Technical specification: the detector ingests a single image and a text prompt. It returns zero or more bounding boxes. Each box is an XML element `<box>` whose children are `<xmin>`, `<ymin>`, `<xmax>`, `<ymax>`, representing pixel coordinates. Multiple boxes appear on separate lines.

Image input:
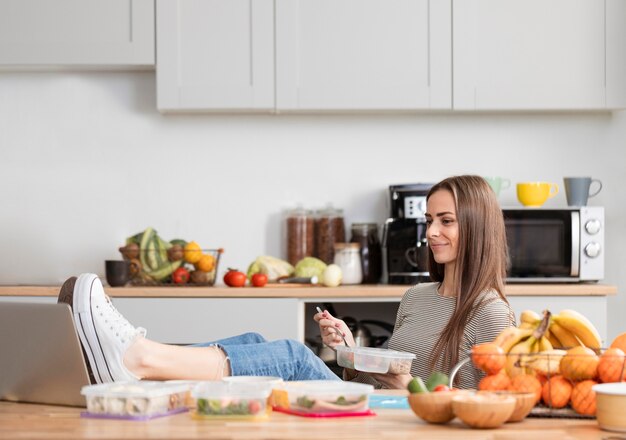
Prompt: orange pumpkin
<box><xmin>597</xmin><ymin>347</ymin><xmax>626</xmax><ymax>383</ymax></box>
<box><xmin>478</xmin><ymin>370</ymin><xmax>511</xmax><ymax>391</ymax></box>
<box><xmin>508</xmin><ymin>374</ymin><xmax>542</xmax><ymax>404</ymax></box>
<box><xmin>610</xmin><ymin>332</ymin><xmax>626</xmax><ymax>353</ymax></box>
<box><xmin>570</xmin><ymin>380</ymin><xmax>598</xmax><ymax>416</ymax></box>
<box><xmin>471</xmin><ymin>343</ymin><xmax>505</xmax><ymax>375</ymax></box>
<box><xmin>541</xmin><ymin>375</ymin><xmax>572</xmax><ymax>409</ymax></box>
<box><xmin>560</xmin><ymin>346</ymin><xmax>599</xmax><ymax>381</ymax></box>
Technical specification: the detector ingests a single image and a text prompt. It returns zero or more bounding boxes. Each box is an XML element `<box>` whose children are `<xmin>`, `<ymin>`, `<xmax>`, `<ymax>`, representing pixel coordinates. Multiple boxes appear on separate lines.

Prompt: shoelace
<box><xmin>103</xmin><ymin>296</ymin><xmax>145</xmax><ymax>344</ymax></box>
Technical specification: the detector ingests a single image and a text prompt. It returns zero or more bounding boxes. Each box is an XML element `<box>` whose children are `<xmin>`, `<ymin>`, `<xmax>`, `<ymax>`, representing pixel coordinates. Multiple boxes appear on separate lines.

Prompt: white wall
<box><xmin>1</xmin><ymin>71</ymin><xmax>624</xmax><ymax>339</ymax></box>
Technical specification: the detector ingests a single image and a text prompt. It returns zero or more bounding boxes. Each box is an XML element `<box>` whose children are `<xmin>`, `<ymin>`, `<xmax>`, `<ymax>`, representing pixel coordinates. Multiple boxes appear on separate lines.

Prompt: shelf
<box><xmin>0</xmin><ymin>283</ymin><xmax>617</xmax><ymax>298</ymax></box>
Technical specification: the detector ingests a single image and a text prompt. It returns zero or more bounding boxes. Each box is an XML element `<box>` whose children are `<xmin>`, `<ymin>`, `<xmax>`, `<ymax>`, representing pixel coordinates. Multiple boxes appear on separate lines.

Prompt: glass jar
<box><xmin>285</xmin><ymin>207</ymin><xmax>314</xmax><ymax>266</ymax></box>
<box><xmin>314</xmin><ymin>206</ymin><xmax>346</xmax><ymax>264</ymax></box>
<box><xmin>350</xmin><ymin>223</ymin><xmax>382</xmax><ymax>284</ymax></box>
<box><xmin>333</xmin><ymin>242</ymin><xmax>363</xmax><ymax>285</ymax></box>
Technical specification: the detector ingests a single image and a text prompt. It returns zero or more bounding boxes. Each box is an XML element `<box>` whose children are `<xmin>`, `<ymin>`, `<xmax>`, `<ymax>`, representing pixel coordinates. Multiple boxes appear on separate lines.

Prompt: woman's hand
<box><xmin>368</xmin><ymin>372</ymin><xmax>413</xmax><ymax>390</ymax></box>
<box><xmin>313</xmin><ymin>309</ymin><xmax>355</xmax><ymax>348</ymax></box>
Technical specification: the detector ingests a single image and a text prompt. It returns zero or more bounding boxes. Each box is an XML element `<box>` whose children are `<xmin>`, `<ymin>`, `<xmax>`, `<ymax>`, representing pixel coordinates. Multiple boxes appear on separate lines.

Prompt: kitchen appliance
<box><xmin>382</xmin><ymin>183</ymin><xmax>434</xmax><ymax>284</ymax></box>
<box><xmin>503</xmin><ymin>207</ymin><xmax>604</xmax><ymax>282</ymax></box>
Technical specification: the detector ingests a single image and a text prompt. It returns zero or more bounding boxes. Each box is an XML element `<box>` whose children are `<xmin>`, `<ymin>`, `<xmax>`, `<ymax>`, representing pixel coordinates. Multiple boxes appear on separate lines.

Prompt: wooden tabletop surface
<box><xmin>0</xmin><ymin>399</ymin><xmax>610</xmax><ymax>440</ymax></box>
<box><xmin>0</xmin><ymin>283</ymin><xmax>617</xmax><ymax>298</ymax></box>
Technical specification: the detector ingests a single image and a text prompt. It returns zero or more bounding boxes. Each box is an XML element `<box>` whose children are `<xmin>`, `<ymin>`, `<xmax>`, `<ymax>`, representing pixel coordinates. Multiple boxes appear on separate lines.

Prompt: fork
<box><xmin>317</xmin><ymin>307</ymin><xmax>349</xmax><ymax>347</ymax></box>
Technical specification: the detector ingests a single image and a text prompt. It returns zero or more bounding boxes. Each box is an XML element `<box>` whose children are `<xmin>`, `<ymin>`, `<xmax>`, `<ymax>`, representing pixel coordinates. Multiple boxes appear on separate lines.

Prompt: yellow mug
<box><xmin>517</xmin><ymin>182</ymin><xmax>559</xmax><ymax>207</ymax></box>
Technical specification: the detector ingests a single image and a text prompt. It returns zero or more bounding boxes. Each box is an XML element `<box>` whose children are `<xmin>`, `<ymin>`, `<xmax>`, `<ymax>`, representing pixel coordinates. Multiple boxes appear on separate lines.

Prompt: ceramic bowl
<box><xmin>408</xmin><ymin>391</ymin><xmax>462</xmax><ymax>424</ymax></box>
<box><xmin>452</xmin><ymin>392</ymin><xmax>516</xmax><ymax>429</ymax></box>
<box><xmin>593</xmin><ymin>383</ymin><xmax>626</xmax><ymax>432</ymax></box>
<box><xmin>491</xmin><ymin>391</ymin><xmax>536</xmax><ymax>422</ymax></box>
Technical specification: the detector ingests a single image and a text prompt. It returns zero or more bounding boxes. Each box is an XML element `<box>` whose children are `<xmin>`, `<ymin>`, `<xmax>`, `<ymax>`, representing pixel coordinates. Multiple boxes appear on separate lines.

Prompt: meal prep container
<box><xmin>81</xmin><ymin>381</ymin><xmax>189</xmax><ymax>420</ymax></box>
<box><xmin>192</xmin><ymin>381</ymin><xmax>271</xmax><ymax>419</ymax></box>
<box><xmin>336</xmin><ymin>346</ymin><xmax>415</xmax><ymax>374</ymax></box>
<box><xmin>277</xmin><ymin>380</ymin><xmax>373</xmax><ymax>414</ymax></box>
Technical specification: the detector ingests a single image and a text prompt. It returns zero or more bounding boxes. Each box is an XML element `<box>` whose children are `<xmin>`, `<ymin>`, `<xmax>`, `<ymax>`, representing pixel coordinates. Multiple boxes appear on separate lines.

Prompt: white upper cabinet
<box><xmin>453</xmin><ymin>0</ymin><xmax>626</xmax><ymax>110</ymax></box>
<box><xmin>0</xmin><ymin>0</ymin><xmax>154</xmax><ymax>66</ymax></box>
<box><xmin>276</xmin><ymin>0</ymin><xmax>452</xmax><ymax>111</ymax></box>
<box><xmin>156</xmin><ymin>0</ymin><xmax>274</xmax><ymax>112</ymax></box>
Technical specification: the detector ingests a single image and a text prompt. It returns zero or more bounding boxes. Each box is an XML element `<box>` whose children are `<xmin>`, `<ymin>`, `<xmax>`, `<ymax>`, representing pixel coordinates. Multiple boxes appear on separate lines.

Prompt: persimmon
<box><xmin>471</xmin><ymin>343</ymin><xmax>506</xmax><ymax>375</ymax></box>
<box><xmin>597</xmin><ymin>348</ymin><xmax>626</xmax><ymax>383</ymax></box>
<box><xmin>570</xmin><ymin>380</ymin><xmax>598</xmax><ymax>416</ymax></box>
<box><xmin>508</xmin><ymin>374</ymin><xmax>542</xmax><ymax>404</ymax></box>
<box><xmin>478</xmin><ymin>370</ymin><xmax>511</xmax><ymax>391</ymax></box>
<box><xmin>541</xmin><ymin>375</ymin><xmax>572</xmax><ymax>409</ymax></box>
<box><xmin>560</xmin><ymin>346</ymin><xmax>599</xmax><ymax>381</ymax></box>
<box><xmin>610</xmin><ymin>332</ymin><xmax>626</xmax><ymax>353</ymax></box>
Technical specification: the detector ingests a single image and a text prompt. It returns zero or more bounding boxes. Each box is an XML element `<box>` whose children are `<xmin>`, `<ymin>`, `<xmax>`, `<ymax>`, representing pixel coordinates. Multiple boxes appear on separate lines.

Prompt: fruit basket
<box><xmin>451</xmin><ymin>349</ymin><xmax>626</xmax><ymax>420</ymax></box>
<box><xmin>118</xmin><ymin>227</ymin><xmax>223</xmax><ymax>287</ymax></box>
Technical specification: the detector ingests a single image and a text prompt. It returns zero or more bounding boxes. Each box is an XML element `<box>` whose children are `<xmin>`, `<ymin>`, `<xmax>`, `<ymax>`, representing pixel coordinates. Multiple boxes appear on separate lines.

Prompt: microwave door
<box><xmin>570</xmin><ymin>211</ymin><xmax>580</xmax><ymax>277</ymax></box>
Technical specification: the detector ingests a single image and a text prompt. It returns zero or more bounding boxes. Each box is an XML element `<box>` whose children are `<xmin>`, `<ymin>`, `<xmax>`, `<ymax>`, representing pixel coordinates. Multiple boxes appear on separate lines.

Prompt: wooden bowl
<box><xmin>408</xmin><ymin>392</ymin><xmax>458</xmax><ymax>424</ymax></box>
<box><xmin>491</xmin><ymin>391</ymin><xmax>536</xmax><ymax>422</ymax></box>
<box><xmin>452</xmin><ymin>393</ymin><xmax>516</xmax><ymax>429</ymax></box>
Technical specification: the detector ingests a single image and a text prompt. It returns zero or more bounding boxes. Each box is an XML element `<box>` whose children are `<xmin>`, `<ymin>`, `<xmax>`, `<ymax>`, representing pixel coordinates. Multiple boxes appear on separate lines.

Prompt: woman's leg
<box><xmin>191</xmin><ymin>332</ymin><xmax>267</xmax><ymax>347</ymax></box>
<box><xmin>124</xmin><ymin>338</ymin><xmax>230</xmax><ymax>381</ymax></box>
<box><xmin>222</xmin><ymin>339</ymin><xmax>340</xmax><ymax>381</ymax></box>
<box><xmin>69</xmin><ymin>273</ymin><xmax>337</xmax><ymax>382</ymax></box>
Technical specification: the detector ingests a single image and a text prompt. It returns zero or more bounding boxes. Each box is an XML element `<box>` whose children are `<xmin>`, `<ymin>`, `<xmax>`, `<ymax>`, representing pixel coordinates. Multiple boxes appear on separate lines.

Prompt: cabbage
<box><xmin>294</xmin><ymin>257</ymin><xmax>327</xmax><ymax>279</ymax></box>
<box><xmin>246</xmin><ymin>256</ymin><xmax>294</xmax><ymax>281</ymax></box>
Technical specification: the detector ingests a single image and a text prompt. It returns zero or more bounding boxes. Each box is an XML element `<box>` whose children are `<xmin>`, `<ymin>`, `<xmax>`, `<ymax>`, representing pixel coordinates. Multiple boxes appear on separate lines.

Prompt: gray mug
<box><xmin>563</xmin><ymin>177</ymin><xmax>602</xmax><ymax>206</ymax></box>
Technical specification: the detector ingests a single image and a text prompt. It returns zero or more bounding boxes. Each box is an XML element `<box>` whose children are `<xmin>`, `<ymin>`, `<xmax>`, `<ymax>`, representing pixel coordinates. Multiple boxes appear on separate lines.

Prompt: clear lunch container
<box><xmin>336</xmin><ymin>346</ymin><xmax>416</xmax><ymax>374</ymax></box>
<box><xmin>276</xmin><ymin>380</ymin><xmax>373</xmax><ymax>414</ymax></box>
<box><xmin>81</xmin><ymin>381</ymin><xmax>189</xmax><ymax>420</ymax></box>
<box><xmin>192</xmin><ymin>381</ymin><xmax>271</xmax><ymax>420</ymax></box>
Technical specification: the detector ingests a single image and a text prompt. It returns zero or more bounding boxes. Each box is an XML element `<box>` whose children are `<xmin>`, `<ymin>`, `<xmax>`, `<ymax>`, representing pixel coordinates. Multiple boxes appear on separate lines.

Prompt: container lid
<box><xmin>279</xmin><ymin>380</ymin><xmax>373</xmax><ymax>398</ymax></box>
<box><xmin>316</xmin><ymin>205</ymin><xmax>344</xmax><ymax>217</ymax></box>
<box><xmin>592</xmin><ymin>383</ymin><xmax>626</xmax><ymax>395</ymax></box>
<box><xmin>222</xmin><ymin>376</ymin><xmax>283</xmax><ymax>386</ymax></box>
<box><xmin>339</xmin><ymin>346</ymin><xmax>416</xmax><ymax>360</ymax></box>
<box><xmin>192</xmin><ymin>381</ymin><xmax>272</xmax><ymax>399</ymax></box>
<box><xmin>81</xmin><ymin>381</ymin><xmax>189</xmax><ymax>398</ymax></box>
<box><xmin>334</xmin><ymin>242</ymin><xmax>360</xmax><ymax>250</ymax></box>
<box><xmin>286</xmin><ymin>206</ymin><xmax>313</xmax><ymax>217</ymax></box>
<box><xmin>351</xmin><ymin>223</ymin><xmax>378</xmax><ymax>232</ymax></box>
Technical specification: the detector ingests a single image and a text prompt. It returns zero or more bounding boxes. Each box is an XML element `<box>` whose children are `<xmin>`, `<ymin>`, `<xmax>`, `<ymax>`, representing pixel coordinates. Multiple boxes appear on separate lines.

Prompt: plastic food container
<box><xmin>192</xmin><ymin>381</ymin><xmax>271</xmax><ymax>419</ymax></box>
<box><xmin>81</xmin><ymin>381</ymin><xmax>189</xmax><ymax>420</ymax></box>
<box><xmin>336</xmin><ymin>346</ymin><xmax>415</xmax><ymax>374</ymax></box>
<box><xmin>277</xmin><ymin>380</ymin><xmax>373</xmax><ymax>414</ymax></box>
<box><xmin>223</xmin><ymin>376</ymin><xmax>284</xmax><ymax>407</ymax></box>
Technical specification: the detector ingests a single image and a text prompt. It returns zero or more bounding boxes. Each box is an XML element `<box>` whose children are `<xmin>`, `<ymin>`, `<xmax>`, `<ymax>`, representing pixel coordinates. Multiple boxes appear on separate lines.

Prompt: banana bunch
<box><xmin>494</xmin><ymin>310</ymin><xmax>552</xmax><ymax>377</ymax></box>
<box><xmin>519</xmin><ymin>309</ymin><xmax>602</xmax><ymax>351</ymax></box>
<box><xmin>519</xmin><ymin>349</ymin><xmax>567</xmax><ymax>376</ymax></box>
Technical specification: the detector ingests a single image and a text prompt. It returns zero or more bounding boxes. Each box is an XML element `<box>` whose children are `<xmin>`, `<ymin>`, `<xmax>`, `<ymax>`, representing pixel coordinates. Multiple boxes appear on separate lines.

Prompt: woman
<box><xmin>58</xmin><ymin>274</ymin><xmax>339</xmax><ymax>384</ymax></box>
<box><xmin>314</xmin><ymin>175</ymin><xmax>515</xmax><ymax>389</ymax></box>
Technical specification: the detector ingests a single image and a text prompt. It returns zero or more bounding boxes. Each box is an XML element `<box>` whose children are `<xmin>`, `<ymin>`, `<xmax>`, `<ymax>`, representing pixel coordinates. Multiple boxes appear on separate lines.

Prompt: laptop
<box><xmin>0</xmin><ymin>301</ymin><xmax>91</xmax><ymax>407</ymax></box>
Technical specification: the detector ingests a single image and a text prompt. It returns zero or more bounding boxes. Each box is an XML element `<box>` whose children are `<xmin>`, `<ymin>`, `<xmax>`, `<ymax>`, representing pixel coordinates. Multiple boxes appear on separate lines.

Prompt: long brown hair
<box><xmin>427</xmin><ymin>175</ymin><xmax>510</xmax><ymax>373</ymax></box>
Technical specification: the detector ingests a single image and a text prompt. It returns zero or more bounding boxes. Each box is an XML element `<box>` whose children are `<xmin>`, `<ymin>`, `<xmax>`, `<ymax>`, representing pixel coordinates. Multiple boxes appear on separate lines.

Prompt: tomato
<box><xmin>433</xmin><ymin>384</ymin><xmax>451</xmax><ymax>392</ymax></box>
<box><xmin>251</xmin><ymin>273</ymin><xmax>268</xmax><ymax>287</ymax></box>
<box><xmin>247</xmin><ymin>400</ymin><xmax>262</xmax><ymax>414</ymax></box>
<box><xmin>223</xmin><ymin>268</ymin><xmax>246</xmax><ymax>287</ymax></box>
<box><xmin>172</xmin><ymin>267</ymin><xmax>190</xmax><ymax>284</ymax></box>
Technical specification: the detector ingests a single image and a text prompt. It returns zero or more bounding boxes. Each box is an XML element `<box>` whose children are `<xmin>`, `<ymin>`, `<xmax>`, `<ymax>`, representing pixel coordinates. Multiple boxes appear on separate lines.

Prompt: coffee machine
<box><xmin>382</xmin><ymin>183</ymin><xmax>433</xmax><ymax>284</ymax></box>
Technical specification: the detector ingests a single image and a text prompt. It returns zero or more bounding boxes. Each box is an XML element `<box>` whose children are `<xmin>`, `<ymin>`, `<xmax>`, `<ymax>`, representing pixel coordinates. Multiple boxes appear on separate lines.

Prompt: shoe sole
<box><xmin>57</xmin><ymin>276</ymin><xmax>97</xmax><ymax>384</ymax></box>
<box><xmin>73</xmin><ymin>274</ymin><xmax>114</xmax><ymax>383</ymax></box>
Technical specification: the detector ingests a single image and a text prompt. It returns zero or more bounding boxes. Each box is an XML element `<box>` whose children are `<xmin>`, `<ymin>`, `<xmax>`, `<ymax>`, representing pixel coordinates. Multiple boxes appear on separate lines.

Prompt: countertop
<box><xmin>0</xmin><ymin>283</ymin><xmax>617</xmax><ymax>298</ymax></box>
<box><xmin>0</xmin><ymin>398</ymin><xmax>610</xmax><ymax>440</ymax></box>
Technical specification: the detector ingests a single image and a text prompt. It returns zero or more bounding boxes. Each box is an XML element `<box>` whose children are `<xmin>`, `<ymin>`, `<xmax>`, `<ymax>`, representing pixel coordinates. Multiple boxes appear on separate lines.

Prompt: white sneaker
<box><xmin>73</xmin><ymin>273</ymin><xmax>146</xmax><ymax>383</ymax></box>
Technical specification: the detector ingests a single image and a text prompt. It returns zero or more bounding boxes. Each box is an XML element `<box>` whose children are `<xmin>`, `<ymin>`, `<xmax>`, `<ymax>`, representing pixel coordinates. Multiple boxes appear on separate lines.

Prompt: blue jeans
<box><xmin>192</xmin><ymin>333</ymin><xmax>340</xmax><ymax>381</ymax></box>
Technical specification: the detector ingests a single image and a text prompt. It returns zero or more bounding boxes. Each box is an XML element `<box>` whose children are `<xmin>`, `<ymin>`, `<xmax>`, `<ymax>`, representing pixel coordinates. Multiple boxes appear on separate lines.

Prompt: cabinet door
<box><xmin>276</xmin><ymin>0</ymin><xmax>451</xmax><ymax>111</ymax></box>
<box><xmin>0</xmin><ymin>0</ymin><xmax>154</xmax><ymax>66</ymax></box>
<box><xmin>157</xmin><ymin>0</ymin><xmax>274</xmax><ymax>112</ymax></box>
<box><xmin>454</xmin><ymin>0</ymin><xmax>607</xmax><ymax>110</ymax></box>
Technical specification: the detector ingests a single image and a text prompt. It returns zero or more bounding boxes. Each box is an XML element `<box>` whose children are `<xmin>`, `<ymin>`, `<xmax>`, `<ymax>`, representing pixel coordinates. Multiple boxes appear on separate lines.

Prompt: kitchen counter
<box><xmin>0</xmin><ymin>283</ymin><xmax>617</xmax><ymax>298</ymax></box>
<box><xmin>0</xmin><ymin>397</ymin><xmax>610</xmax><ymax>440</ymax></box>
<box><xmin>0</xmin><ymin>284</ymin><xmax>615</xmax><ymax>344</ymax></box>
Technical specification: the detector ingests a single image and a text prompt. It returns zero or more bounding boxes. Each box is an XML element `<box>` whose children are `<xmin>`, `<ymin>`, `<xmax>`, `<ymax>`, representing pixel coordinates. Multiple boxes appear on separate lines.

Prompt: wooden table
<box><xmin>0</xmin><ymin>399</ymin><xmax>610</xmax><ymax>440</ymax></box>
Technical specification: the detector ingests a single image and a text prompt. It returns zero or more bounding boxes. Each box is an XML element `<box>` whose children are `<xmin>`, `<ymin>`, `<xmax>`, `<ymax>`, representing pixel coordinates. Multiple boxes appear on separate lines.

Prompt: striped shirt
<box><xmin>350</xmin><ymin>282</ymin><xmax>515</xmax><ymax>389</ymax></box>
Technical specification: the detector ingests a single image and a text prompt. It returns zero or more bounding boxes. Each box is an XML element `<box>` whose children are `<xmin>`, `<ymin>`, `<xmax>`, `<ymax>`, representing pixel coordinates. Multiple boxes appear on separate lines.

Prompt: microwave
<box><xmin>502</xmin><ymin>207</ymin><xmax>604</xmax><ymax>283</ymax></box>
